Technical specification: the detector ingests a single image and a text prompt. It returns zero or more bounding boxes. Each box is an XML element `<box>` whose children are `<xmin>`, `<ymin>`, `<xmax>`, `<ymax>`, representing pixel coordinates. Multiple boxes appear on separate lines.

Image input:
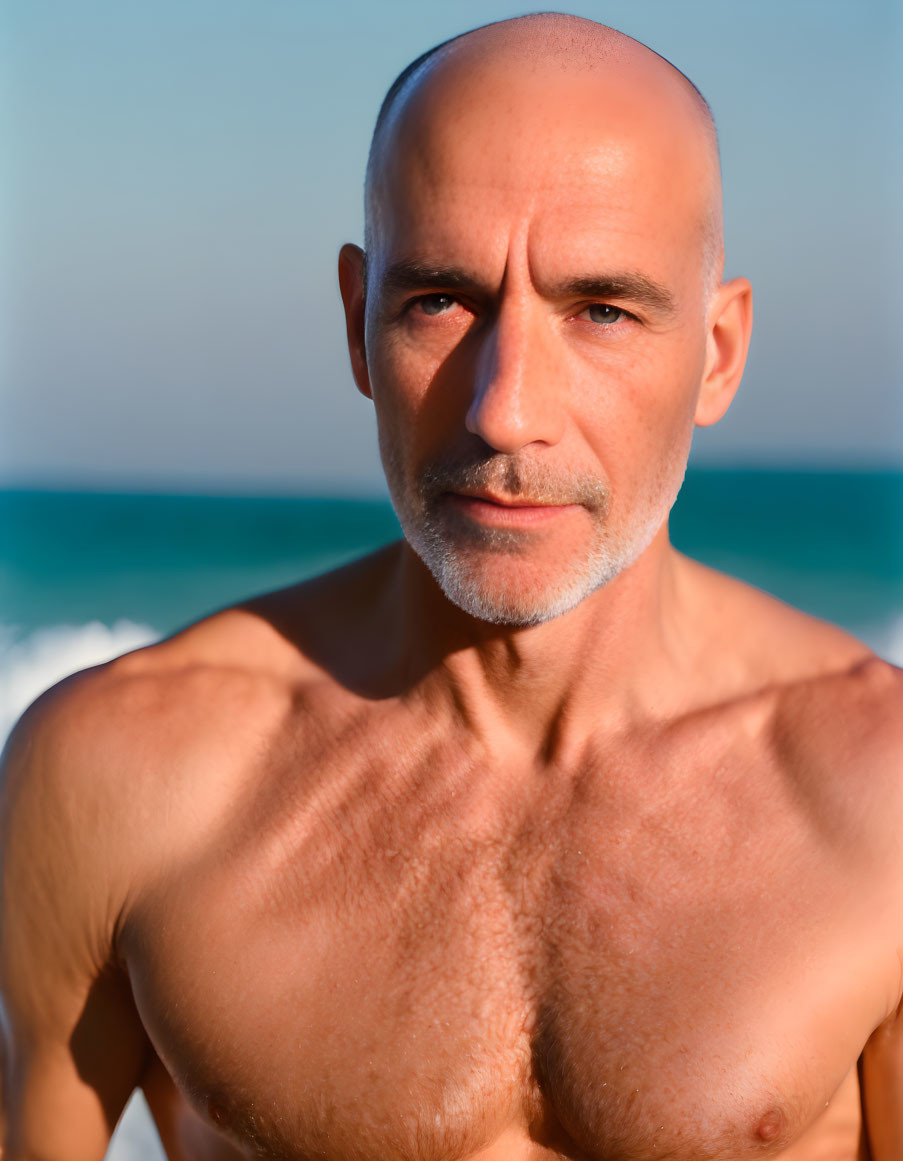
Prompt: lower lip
<box><xmin>444</xmin><ymin>493</ymin><xmax>581</xmax><ymax>527</ymax></box>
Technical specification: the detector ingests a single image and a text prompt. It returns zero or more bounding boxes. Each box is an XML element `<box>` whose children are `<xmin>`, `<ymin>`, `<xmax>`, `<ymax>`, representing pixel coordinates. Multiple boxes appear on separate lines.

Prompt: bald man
<box><xmin>2</xmin><ymin>13</ymin><xmax>902</xmax><ymax>1161</ymax></box>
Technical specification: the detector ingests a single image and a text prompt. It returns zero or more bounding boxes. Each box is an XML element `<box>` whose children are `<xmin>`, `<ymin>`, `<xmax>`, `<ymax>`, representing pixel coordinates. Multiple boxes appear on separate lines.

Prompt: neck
<box><xmin>381</xmin><ymin>527</ymin><xmax>703</xmax><ymax>762</ymax></box>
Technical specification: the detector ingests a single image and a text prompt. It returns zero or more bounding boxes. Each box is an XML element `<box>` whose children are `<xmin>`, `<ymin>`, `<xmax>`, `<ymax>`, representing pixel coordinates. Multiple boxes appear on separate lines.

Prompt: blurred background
<box><xmin>1</xmin><ymin>1</ymin><xmax>901</xmax><ymax>1155</ymax></box>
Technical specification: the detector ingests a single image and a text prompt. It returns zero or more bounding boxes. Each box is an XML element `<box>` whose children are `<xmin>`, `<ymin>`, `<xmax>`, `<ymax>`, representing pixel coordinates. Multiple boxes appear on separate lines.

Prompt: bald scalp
<box><xmin>363</xmin><ymin>12</ymin><xmax>724</xmax><ymax>296</ymax></box>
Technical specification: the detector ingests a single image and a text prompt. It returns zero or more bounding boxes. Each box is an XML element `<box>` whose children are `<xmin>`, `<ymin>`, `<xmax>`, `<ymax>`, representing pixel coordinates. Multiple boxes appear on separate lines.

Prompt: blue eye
<box><xmin>586</xmin><ymin>304</ymin><xmax>626</xmax><ymax>325</ymax></box>
<box><xmin>418</xmin><ymin>294</ymin><xmax>456</xmax><ymax>316</ymax></box>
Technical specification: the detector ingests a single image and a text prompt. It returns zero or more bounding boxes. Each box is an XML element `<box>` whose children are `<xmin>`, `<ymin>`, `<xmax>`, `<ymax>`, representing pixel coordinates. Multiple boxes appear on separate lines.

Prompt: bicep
<box><xmin>0</xmin><ymin>697</ymin><xmax>150</xmax><ymax>1160</ymax></box>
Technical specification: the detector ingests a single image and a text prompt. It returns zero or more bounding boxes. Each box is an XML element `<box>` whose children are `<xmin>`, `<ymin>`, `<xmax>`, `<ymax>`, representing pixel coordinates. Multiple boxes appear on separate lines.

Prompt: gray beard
<box><xmin>411</xmin><ymin>522</ymin><xmax>628</xmax><ymax>627</ymax></box>
<box><xmin>380</xmin><ymin>442</ymin><xmax>685</xmax><ymax>627</ymax></box>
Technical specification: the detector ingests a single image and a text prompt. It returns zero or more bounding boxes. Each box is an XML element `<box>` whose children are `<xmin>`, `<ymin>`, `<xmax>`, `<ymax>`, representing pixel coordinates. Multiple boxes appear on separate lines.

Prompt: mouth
<box><xmin>443</xmin><ymin>490</ymin><xmax>582</xmax><ymax>528</ymax></box>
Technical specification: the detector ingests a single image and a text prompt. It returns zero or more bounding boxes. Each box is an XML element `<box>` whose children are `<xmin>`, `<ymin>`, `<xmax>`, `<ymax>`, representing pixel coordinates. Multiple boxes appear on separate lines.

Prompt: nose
<box><xmin>464</xmin><ymin>299</ymin><xmax>565</xmax><ymax>453</ymax></box>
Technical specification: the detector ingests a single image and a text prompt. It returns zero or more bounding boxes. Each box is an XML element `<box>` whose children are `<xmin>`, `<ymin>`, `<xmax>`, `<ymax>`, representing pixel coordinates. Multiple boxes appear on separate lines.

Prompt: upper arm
<box><xmin>858</xmin><ymin>663</ymin><xmax>903</xmax><ymax>1160</ymax></box>
<box><xmin>0</xmin><ymin>681</ymin><xmax>151</xmax><ymax>1160</ymax></box>
<box><xmin>860</xmin><ymin>1010</ymin><xmax>903</xmax><ymax>1160</ymax></box>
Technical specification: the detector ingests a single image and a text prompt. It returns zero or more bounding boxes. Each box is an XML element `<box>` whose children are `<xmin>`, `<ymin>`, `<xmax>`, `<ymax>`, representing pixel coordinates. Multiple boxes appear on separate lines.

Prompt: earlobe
<box><xmin>338</xmin><ymin>243</ymin><xmax>373</xmax><ymax>400</ymax></box>
<box><xmin>694</xmin><ymin>277</ymin><xmax>753</xmax><ymax>428</ymax></box>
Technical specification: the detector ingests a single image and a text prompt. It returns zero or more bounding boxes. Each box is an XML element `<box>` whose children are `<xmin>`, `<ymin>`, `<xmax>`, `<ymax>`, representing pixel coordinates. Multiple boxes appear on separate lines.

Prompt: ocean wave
<box><xmin>0</xmin><ymin>620</ymin><xmax>159</xmax><ymax>747</ymax></box>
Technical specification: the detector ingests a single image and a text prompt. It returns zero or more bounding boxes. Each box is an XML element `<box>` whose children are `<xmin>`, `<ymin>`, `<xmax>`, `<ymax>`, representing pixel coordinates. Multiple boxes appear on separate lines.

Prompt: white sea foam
<box><xmin>0</xmin><ymin>620</ymin><xmax>159</xmax><ymax>747</ymax></box>
<box><xmin>863</xmin><ymin>612</ymin><xmax>903</xmax><ymax>666</ymax></box>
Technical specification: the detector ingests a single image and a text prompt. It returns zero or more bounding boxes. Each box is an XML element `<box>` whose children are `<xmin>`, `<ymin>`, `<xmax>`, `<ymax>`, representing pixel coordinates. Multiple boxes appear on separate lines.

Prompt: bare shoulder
<box><xmin>7</xmin><ymin>603</ymin><xmax>292</xmax><ymax>758</ymax></box>
<box><xmin>685</xmin><ymin>556</ymin><xmax>903</xmax><ymax>826</ymax></box>
<box><xmin>679</xmin><ymin>553</ymin><xmax>900</xmax><ymax>773</ymax></box>
<box><xmin>718</xmin><ymin>568</ymin><xmax>902</xmax><ymax>759</ymax></box>
<box><xmin>0</xmin><ymin>541</ymin><xmax>396</xmax><ymax>874</ymax></box>
<box><xmin>1</xmin><ymin>603</ymin><xmax>319</xmax><ymax>901</ymax></box>
<box><xmin>774</xmin><ymin>648</ymin><xmax>903</xmax><ymax>790</ymax></box>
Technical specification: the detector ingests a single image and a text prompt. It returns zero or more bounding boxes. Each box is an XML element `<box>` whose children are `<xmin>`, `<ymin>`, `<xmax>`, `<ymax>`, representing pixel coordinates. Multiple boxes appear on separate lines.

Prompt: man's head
<box><xmin>339</xmin><ymin>13</ymin><xmax>752</xmax><ymax>627</ymax></box>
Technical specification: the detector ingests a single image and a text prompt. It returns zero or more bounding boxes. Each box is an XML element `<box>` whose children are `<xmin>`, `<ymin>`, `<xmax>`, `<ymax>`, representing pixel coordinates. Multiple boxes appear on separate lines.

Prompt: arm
<box><xmin>857</xmin><ymin>663</ymin><xmax>903</xmax><ymax>1160</ymax></box>
<box><xmin>0</xmin><ymin>682</ymin><xmax>150</xmax><ymax>1161</ymax></box>
<box><xmin>859</xmin><ymin>1007</ymin><xmax>903</xmax><ymax>1160</ymax></box>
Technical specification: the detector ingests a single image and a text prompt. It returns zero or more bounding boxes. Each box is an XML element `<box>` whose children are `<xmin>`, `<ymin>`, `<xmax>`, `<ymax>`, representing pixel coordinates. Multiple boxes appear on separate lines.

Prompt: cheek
<box><xmin>368</xmin><ymin>336</ymin><xmax>423</xmax><ymax>424</ymax></box>
<box><xmin>368</xmin><ymin>340</ymin><xmax>452</xmax><ymax>478</ymax></box>
<box><xmin>575</xmin><ymin>334</ymin><xmax>706</xmax><ymax>471</ymax></box>
<box><xmin>369</xmin><ymin>330</ymin><xmax>479</xmax><ymax>456</ymax></box>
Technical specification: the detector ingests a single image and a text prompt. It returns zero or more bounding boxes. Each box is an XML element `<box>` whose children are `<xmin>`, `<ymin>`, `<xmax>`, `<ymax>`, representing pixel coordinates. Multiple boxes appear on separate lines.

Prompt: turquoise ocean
<box><xmin>0</xmin><ymin>470</ymin><xmax>901</xmax><ymax>1159</ymax></box>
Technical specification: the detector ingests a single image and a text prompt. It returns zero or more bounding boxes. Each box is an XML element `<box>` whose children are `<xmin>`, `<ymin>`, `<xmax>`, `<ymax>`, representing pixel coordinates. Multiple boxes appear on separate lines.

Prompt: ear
<box><xmin>338</xmin><ymin>243</ymin><xmax>372</xmax><ymax>399</ymax></box>
<box><xmin>694</xmin><ymin>277</ymin><xmax>753</xmax><ymax>427</ymax></box>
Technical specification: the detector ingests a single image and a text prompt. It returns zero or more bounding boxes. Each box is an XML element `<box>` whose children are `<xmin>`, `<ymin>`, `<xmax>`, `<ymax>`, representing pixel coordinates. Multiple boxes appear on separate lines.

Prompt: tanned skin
<box><xmin>2</xmin><ymin>14</ymin><xmax>901</xmax><ymax>1161</ymax></box>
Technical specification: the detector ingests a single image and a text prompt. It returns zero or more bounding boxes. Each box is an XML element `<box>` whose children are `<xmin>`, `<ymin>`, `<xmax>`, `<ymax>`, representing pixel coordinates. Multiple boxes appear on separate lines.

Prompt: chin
<box><xmin>440</xmin><ymin>573</ymin><xmax>606</xmax><ymax>627</ymax></box>
<box><xmin>414</xmin><ymin>539</ymin><xmax>633</xmax><ymax>628</ymax></box>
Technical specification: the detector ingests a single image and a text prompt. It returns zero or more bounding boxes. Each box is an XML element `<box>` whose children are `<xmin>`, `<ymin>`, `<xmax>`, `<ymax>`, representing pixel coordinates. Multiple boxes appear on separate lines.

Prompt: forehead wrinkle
<box><xmin>374</xmin><ymin>192</ymin><xmax>689</xmax><ymax>321</ymax></box>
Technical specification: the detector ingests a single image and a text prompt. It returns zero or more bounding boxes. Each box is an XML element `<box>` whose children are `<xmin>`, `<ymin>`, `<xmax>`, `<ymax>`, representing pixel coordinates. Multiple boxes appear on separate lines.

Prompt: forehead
<box><xmin>370</xmin><ymin>55</ymin><xmax>715</xmax><ymax>284</ymax></box>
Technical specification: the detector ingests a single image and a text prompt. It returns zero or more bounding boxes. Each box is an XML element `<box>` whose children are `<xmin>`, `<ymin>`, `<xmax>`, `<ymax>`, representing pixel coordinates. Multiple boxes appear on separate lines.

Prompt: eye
<box><xmin>582</xmin><ymin>303</ymin><xmax>630</xmax><ymax>326</ymax></box>
<box><xmin>416</xmin><ymin>293</ymin><xmax>458</xmax><ymax>316</ymax></box>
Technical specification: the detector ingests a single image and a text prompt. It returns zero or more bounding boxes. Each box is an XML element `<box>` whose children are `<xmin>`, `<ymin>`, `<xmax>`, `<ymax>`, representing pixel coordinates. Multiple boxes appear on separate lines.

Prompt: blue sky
<box><xmin>3</xmin><ymin>0</ymin><xmax>901</xmax><ymax>494</ymax></box>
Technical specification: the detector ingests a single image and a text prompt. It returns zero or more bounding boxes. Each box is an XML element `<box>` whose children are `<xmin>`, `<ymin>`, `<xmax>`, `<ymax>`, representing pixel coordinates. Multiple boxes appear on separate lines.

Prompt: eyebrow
<box><xmin>552</xmin><ymin>274</ymin><xmax>677</xmax><ymax>318</ymax></box>
<box><xmin>378</xmin><ymin>259</ymin><xmax>677</xmax><ymax>318</ymax></box>
<box><xmin>379</xmin><ymin>260</ymin><xmax>484</xmax><ymax>296</ymax></box>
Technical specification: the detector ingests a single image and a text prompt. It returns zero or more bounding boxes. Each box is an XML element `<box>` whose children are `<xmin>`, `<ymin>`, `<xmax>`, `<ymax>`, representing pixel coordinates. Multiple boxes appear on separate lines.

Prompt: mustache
<box><xmin>417</xmin><ymin>451</ymin><xmax>611</xmax><ymax>514</ymax></box>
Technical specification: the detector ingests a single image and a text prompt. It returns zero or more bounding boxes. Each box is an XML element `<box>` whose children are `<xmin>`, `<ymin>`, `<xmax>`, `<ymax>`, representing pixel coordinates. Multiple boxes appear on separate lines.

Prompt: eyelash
<box><xmin>405</xmin><ymin>294</ymin><xmax>638</xmax><ymax>328</ymax></box>
<box><xmin>578</xmin><ymin>303</ymin><xmax>636</xmax><ymax>326</ymax></box>
<box><xmin>410</xmin><ymin>293</ymin><xmax>462</xmax><ymax>317</ymax></box>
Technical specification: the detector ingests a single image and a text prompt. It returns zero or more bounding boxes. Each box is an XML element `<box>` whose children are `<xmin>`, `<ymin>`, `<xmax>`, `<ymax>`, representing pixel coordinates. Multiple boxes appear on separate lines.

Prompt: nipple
<box><xmin>754</xmin><ymin>1108</ymin><xmax>784</xmax><ymax>1143</ymax></box>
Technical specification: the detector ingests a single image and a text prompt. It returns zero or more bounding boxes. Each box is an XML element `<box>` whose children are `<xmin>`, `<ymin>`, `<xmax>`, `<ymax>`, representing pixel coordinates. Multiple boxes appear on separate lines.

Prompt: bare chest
<box><xmin>125</xmin><ymin>750</ymin><xmax>891</xmax><ymax>1161</ymax></box>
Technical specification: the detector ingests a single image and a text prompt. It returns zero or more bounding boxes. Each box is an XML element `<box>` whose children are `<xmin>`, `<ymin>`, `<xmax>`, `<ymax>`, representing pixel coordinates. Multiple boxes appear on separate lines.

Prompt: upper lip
<box><xmin>448</xmin><ymin>489</ymin><xmax>563</xmax><ymax>508</ymax></box>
